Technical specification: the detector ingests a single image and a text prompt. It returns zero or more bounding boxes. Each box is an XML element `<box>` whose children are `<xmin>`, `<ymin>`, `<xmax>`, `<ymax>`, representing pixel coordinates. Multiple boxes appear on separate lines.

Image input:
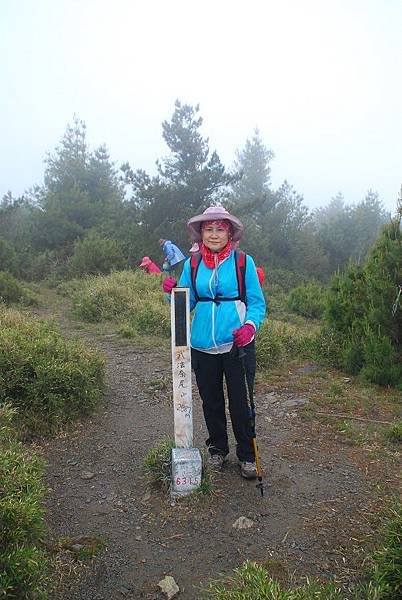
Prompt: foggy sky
<box><xmin>1</xmin><ymin>0</ymin><xmax>401</xmax><ymax>212</ymax></box>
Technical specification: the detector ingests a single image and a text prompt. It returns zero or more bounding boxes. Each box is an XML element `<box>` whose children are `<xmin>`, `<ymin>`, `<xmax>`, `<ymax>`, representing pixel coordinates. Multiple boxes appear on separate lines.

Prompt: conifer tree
<box><xmin>326</xmin><ymin>191</ymin><xmax>401</xmax><ymax>386</ymax></box>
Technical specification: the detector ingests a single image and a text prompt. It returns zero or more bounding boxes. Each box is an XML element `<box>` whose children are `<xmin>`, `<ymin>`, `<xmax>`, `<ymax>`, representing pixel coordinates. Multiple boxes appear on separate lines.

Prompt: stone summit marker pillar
<box><xmin>170</xmin><ymin>287</ymin><xmax>202</xmax><ymax>499</ymax></box>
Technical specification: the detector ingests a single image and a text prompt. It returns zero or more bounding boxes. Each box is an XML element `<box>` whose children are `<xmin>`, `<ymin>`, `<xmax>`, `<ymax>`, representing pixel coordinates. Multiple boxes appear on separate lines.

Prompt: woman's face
<box><xmin>201</xmin><ymin>223</ymin><xmax>230</xmax><ymax>252</ymax></box>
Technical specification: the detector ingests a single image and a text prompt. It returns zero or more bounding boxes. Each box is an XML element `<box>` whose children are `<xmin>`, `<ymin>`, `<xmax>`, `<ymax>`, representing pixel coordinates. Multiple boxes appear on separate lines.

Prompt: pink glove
<box><xmin>232</xmin><ymin>323</ymin><xmax>255</xmax><ymax>347</ymax></box>
<box><xmin>162</xmin><ymin>277</ymin><xmax>177</xmax><ymax>294</ymax></box>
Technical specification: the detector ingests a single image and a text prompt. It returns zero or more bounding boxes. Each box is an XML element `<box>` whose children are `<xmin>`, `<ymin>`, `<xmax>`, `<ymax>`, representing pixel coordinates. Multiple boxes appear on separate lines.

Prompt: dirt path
<box><xmin>32</xmin><ymin>294</ymin><xmax>396</xmax><ymax>599</ymax></box>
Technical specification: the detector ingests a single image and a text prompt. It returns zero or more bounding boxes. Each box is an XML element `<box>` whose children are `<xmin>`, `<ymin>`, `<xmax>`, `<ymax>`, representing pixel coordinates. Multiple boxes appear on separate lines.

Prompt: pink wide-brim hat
<box><xmin>140</xmin><ymin>256</ymin><xmax>151</xmax><ymax>267</ymax></box>
<box><xmin>187</xmin><ymin>206</ymin><xmax>243</xmax><ymax>243</ymax></box>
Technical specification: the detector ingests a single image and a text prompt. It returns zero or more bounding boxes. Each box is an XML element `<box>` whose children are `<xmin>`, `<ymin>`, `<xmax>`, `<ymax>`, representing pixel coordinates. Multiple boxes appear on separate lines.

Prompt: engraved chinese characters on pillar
<box><xmin>172</xmin><ymin>346</ymin><xmax>193</xmax><ymax>447</ymax></box>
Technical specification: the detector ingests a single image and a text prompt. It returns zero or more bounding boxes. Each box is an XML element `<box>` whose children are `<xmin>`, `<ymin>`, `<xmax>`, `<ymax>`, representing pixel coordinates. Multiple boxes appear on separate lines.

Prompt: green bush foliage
<box><xmin>0</xmin><ymin>404</ymin><xmax>48</xmax><ymax>599</ymax></box>
<box><xmin>200</xmin><ymin>503</ymin><xmax>402</xmax><ymax>599</ymax></box>
<box><xmin>264</xmin><ymin>268</ymin><xmax>307</xmax><ymax>293</ymax></box>
<box><xmin>200</xmin><ymin>560</ymin><xmax>345</xmax><ymax>599</ymax></box>
<box><xmin>0</xmin><ymin>237</ymin><xmax>17</xmax><ymax>275</ymax></box>
<box><xmin>0</xmin><ymin>271</ymin><xmax>38</xmax><ymax>305</ymax></box>
<box><xmin>323</xmin><ymin>219</ymin><xmax>402</xmax><ymax>386</ymax></box>
<box><xmin>0</xmin><ymin>306</ymin><xmax>105</xmax><ymax>437</ymax></box>
<box><xmin>16</xmin><ymin>249</ymin><xmax>60</xmax><ymax>282</ymax></box>
<box><xmin>287</xmin><ymin>282</ymin><xmax>326</xmax><ymax>319</ymax></box>
<box><xmin>143</xmin><ymin>438</ymin><xmax>213</xmax><ymax>498</ymax></box>
<box><xmin>367</xmin><ymin>504</ymin><xmax>402</xmax><ymax>599</ymax></box>
<box><xmin>256</xmin><ymin>320</ymin><xmax>316</xmax><ymax>369</ymax></box>
<box><xmin>67</xmin><ymin>270</ymin><xmax>170</xmax><ymax>337</ymax></box>
<box><xmin>309</xmin><ymin>326</ymin><xmax>346</xmax><ymax>367</ymax></box>
<box><xmin>384</xmin><ymin>421</ymin><xmax>402</xmax><ymax>444</ymax></box>
<box><xmin>143</xmin><ymin>437</ymin><xmax>175</xmax><ymax>489</ymax></box>
<box><xmin>68</xmin><ymin>231</ymin><xmax>125</xmax><ymax>276</ymax></box>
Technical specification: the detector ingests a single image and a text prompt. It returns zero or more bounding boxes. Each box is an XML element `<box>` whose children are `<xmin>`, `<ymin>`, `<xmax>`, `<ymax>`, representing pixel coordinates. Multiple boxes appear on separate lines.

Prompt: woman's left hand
<box><xmin>232</xmin><ymin>323</ymin><xmax>255</xmax><ymax>347</ymax></box>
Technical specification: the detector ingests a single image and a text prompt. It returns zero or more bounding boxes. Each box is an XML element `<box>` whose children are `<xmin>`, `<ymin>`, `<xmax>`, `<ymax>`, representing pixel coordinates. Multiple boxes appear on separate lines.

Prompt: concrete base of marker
<box><xmin>171</xmin><ymin>448</ymin><xmax>202</xmax><ymax>497</ymax></box>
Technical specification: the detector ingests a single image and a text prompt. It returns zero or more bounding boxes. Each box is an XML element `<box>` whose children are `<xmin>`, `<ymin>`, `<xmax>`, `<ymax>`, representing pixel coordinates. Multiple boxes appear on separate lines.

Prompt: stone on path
<box><xmin>158</xmin><ymin>575</ymin><xmax>180</xmax><ymax>599</ymax></box>
<box><xmin>281</xmin><ymin>397</ymin><xmax>309</xmax><ymax>409</ymax></box>
<box><xmin>232</xmin><ymin>516</ymin><xmax>254</xmax><ymax>529</ymax></box>
<box><xmin>81</xmin><ymin>471</ymin><xmax>96</xmax><ymax>480</ymax></box>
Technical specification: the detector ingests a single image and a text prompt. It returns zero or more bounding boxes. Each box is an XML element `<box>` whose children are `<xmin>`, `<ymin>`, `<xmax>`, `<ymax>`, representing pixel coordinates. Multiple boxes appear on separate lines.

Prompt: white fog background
<box><xmin>0</xmin><ymin>0</ymin><xmax>401</xmax><ymax>211</ymax></box>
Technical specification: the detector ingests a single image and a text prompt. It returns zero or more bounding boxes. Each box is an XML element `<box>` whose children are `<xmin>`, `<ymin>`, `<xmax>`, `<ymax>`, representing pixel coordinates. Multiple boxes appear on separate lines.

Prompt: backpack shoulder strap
<box><xmin>235</xmin><ymin>250</ymin><xmax>247</xmax><ymax>304</ymax></box>
<box><xmin>190</xmin><ymin>253</ymin><xmax>202</xmax><ymax>302</ymax></box>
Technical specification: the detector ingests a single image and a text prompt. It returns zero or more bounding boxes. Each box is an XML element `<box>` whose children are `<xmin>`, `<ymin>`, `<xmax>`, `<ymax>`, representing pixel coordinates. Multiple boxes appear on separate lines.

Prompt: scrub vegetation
<box><xmin>200</xmin><ymin>518</ymin><xmax>402</xmax><ymax>600</ymax></box>
<box><xmin>0</xmin><ymin>305</ymin><xmax>105</xmax><ymax>438</ymax></box>
<box><xmin>143</xmin><ymin>437</ymin><xmax>214</xmax><ymax>499</ymax></box>
<box><xmin>60</xmin><ymin>270</ymin><xmax>170</xmax><ymax>338</ymax></box>
<box><xmin>0</xmin><ymin>405</ymin><xmax>48</xmax><ymax>599</ymax></box>
<box><xmin>200</xmin><ymin>507</ymin><xmax>402</xmax><ymax>599</ymax></box>
<box><xmin>0</xmin><ymin>270</ymin><xmax>38</xmax><ymax>306</ymax></box>
<box><xmin>0</xmin><ymin>102</ymin><xmax>400</xmax><ymax>597</ymax></box>
<box><xmin>0</xmin><ymin>307</ymin><xmax>105</xmax><ymax>598</ymax></box>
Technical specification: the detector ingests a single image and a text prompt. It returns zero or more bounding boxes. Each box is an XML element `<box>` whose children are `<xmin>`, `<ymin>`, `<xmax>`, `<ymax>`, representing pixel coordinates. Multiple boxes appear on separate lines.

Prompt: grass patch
<box><xmin>199</xmin><ymin>560</ymin><xmax>345</xmax><ymax>599</ymax></box>
<box><xmin>149</xmin><ymin>377</ymin><xmax>168</xmax><ymax>391</ymax></box>
<box><xmin>199</xmin><ymin>502</ymin><xmax>402</xmax><ymax>598</ymax></box>
<box><xmin>384</xmin><ymin>421</ymin><xmax>402</xmax><ymax>445</ymax></box>
<box><xmin>0</xmin><ymin>404</ymin><xmax>48</xmax><ymax>599</ymax></box>
<box><xmin>56</xmin><ymin>535</ymin><xmax>105</xmax><ymax>561</ymax></box>
<box><xmin>287</xmin><ymin>281</ymin><xmax>327</xmax><ymax>319</ymax></box>
<box><xmin>0</xmin><ymin>270</ymin><xmax>39</xmax><ymax>306</ymax></box>
<box><xmin>143</xmin><ymin>438</ymin><xmax>213</xmax><ymax>499</ymax></box>
<box><xmin>0</xmin><ymin>305</ymin><xmax>105</xmax><ymax>438</ymax></box>
<box><xmin>61</xmin><ymin>270</ymin><xmax>170</xmax><ymax>338</ymax></box>
<box><xmin>200</xmin><ymin>511</ymin><xmax>402</xmax><ymax>599</ymax></box>
<box><xmin>143</xmin><ymin>437</ymin><xmax>175</xmax><ymax>490</ymax></box>
<box><xmin>360</xmin><ymin>502</ymin><xmax>402</xmax><ymax>599</ymax></box>
<box><xmin>259</xmin><ymin>354</ymin><xmax>402</xmax><ymax>453</ymax></box>
<box><xmin>256</xmin><ymin>320</ymin><xmax>318</xmax><ymax>369</ymax></box>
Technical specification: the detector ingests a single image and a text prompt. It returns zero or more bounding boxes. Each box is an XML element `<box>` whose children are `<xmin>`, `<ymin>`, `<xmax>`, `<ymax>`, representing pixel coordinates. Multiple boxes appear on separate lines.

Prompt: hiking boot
<box><xmin>239</xmin><ymin>461</ymin><xmax>257</xmax><ymax>479</ymax></box>
<box><xmin>208</xmin><ymin>454</ymin><xmax>228</xmax><ymax>469</ymax></box>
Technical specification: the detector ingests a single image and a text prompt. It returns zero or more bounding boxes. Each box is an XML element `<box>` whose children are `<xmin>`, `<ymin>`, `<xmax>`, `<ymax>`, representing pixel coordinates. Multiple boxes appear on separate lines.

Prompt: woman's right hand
<box><xmin>162</xmin><ymin>277</ymin><xmax>177</xmax><ymax>294</ymax></box>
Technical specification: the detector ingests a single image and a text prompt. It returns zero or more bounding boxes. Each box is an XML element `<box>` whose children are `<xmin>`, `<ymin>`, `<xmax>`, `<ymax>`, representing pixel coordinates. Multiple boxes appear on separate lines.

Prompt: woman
<box><xmin>163</xmin><ymin>206</ymin><xmax>266</xmax><ymax>479</ymax></box>
<box><xmin>139</xmin><ymin>256</ymin><xmax>162</xmax><ymax>274</ymax></box>
<box><xmin>159</xmin><ymin>239</ymin><xmax>186</xmax><ymax>274</ymax></box>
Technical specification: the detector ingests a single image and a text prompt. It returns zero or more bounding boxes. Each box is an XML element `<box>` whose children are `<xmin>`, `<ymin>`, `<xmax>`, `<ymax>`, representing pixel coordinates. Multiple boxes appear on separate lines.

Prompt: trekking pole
<box><xmin>237</xmin><ymin>346</ymin><xmax>264</xmax><ymax>497</ymax></box>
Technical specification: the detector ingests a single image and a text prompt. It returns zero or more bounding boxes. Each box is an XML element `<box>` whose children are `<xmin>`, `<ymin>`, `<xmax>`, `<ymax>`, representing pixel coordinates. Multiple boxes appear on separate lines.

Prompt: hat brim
<box><xmin>187</xmin><ymin>211</ymin><xmax>243</xmax><ymax>243</ymax></box>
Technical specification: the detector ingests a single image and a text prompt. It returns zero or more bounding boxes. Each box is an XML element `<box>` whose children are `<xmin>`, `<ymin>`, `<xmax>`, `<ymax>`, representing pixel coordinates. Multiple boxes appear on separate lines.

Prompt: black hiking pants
<box><xmin>191</xmin><ymin>342</ymin><xmax>256</xmax><ymax>463</ymax></box>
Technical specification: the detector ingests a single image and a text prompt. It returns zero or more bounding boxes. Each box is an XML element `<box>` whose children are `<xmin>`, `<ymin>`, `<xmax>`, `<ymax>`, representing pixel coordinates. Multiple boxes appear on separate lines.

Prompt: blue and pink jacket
<box><xmin>178</xmin><ymin>250</ymin><xmax>266</xmax><ymax>353</ymax></box>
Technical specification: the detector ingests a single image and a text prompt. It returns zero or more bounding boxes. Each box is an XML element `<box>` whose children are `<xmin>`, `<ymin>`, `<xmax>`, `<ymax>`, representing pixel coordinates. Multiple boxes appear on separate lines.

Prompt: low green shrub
<box><xmin>360</xmin><ymin>331</ymin><xmax>402</xmax><ymax>387</ymax></box>
<box><xmin>68</xmin><ymin>270</ymin><xmax>170</xmax><ymax>337</ymax></box>
<box><xmin>256</xmin><ymin>321</ymin><xmax>283</xmax><ymax>369</ymax></box>
<box><xmin>0</xmin><ymin>237</ymin><xmax>17</xmax><ymax>275</ymax></box>
<box><xmin>143</xmin><ymin>437</ymin><xmax>175</xmax><ymax>490</ymax></box>
<box><xmin>365</xmin><ymin>503</ymin><xmax>402</xmax><ymax>599</ymax></box>
<box><xmin>312</xmin><ymin>324</ymin><xmax>402</xmax><ymax>387</ymax></box>
<box><xmin>0</xmin><ymin>404</ymin><xmax>48</xmax><ymax>599</ymax></box>
<box><xmin>256</xmin><ymin>320</ymin><xmax>316</xmax><ymax>369</ymax></box>
<box><xmin>200</xmin><ymin>503</ymin><xmax>402</xmax><ymax>599</ymax></box>
<box><xmin>200</xmin><ymin>560</ymin><xmax>344</xmax><ymax>599</ymax></box>
<box><xmin>143</xmin><ymin>438</ymin><xmax>213</xmax><ymax>498</ymax></box>
<box><xmin>287</xmin><ymin>282</ymin><xmax>326</xmax><ymax>319</ymax></box>
<box><xmin>265</xmin><ymin>268</ymin><xmax>307</xmax><ymax>293</ymax></box>
<box><xmin>310</xmin><ymin>327</ymin><xmax>346</xmax><ymax>368</ymax></box>
<box><xmin>384</xmin><ymin>421</ymin><xmax>402</xmax><ymax>444</ymax></box>
<box><xmin>17</xmin><ymin>249</ymin><xmax>60</xmax><ymax>282</ymax></box>
<box><xmin>322</xmin><ymin>220</ymin><xmax>401</xmax><ymax>387</ymax></box>
<box><xmin>68</xmin><ymin>231</ymin><xmax>125</xmax><ymax>276</ymax></box>
<box><xmin>265</xmin><ymin>283</ymin><xmax>288</xmax><ymax>318</ymax></box>
<box><xmin>0</xmin><ymin>306</ymin><xmax>105</xmax><ymax>437</ymax></box>
<box><xmin>0</xmin><ymin>271</ymin><xmax>38</xmax><ymax>306</ymax></box>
